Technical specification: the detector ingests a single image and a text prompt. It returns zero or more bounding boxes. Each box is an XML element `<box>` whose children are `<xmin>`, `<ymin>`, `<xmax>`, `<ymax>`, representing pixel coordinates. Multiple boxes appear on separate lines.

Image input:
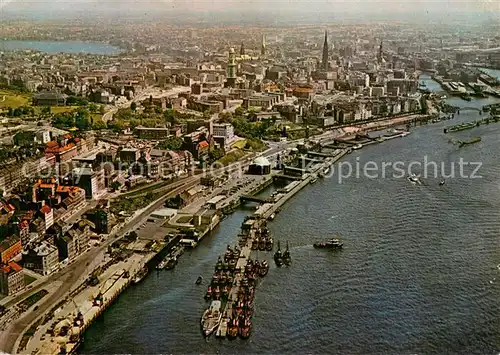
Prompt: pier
<box><xmin>240</xmin><ymin>194</ymin><xmax>273</xmax><ymax>204</ymax></box>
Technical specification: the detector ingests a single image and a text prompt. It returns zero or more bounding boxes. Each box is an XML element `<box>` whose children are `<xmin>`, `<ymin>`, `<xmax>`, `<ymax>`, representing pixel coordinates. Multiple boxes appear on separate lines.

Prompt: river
<box><xmin>0</xmin><ymin>40</ymin><xmax>122</xmax><ymax>55</ymax></box>
<box><xmin>80</xmin><ymin>78</ymin><xmax>500</xmax><ymax>354</ymax></box>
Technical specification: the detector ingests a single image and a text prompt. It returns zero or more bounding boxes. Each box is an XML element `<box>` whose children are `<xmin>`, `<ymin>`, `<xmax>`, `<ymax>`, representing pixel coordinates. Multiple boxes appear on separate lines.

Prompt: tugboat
<box><xmin>201</xmin><ymin>300</ymin><xmax>222</xmax><ymax>337</ymax></box>
<box><xmin>205</xmin><ymin>286</ymin><xmax>213</xmax><ymax>300</ymax></box>
<box><xmin>228</xmin><ymin>318</ymin><xmax>239</xmax><ymax>339</ymax></box>
<box><xmin>283</xmin><ymin>242</ymin><xmax>291</xmax><ymax>266</ymax></box>
<box><xmin>164</xmin><ymin>256</ymin><xmax>177</xmax><ymax>270</ymax></box>
<box><xmin>313</xmin><ymin>238</ymin><xmax>343</xmax><ymax>249</ymax></box>
<box><xmin>266</xmin><ymin>236</ymin><xmax>273</xmax><ymax>251</ymax></box>
<box><xmin>259</xmin><ymin>237</ymin><xmax>266</xmax><ymax>251</ymax></box>
<box><xmin>259</xmin><ymin>260</ymin><xmax>269</xmax><ymax>277</ymax></box>
<box><xmin>239</xmin><ymin>318</ymin><xmax>251</xmax><ymax>339</ymax></box>
<box><xmin>196</xmin><ymin>276</ymin><xmax>203</xmax><ymax>285</ymax></box>
<box><xmin>274</xmin><ymin>241</ymin><xmax>284</xmax><ymax>267</ymax></box>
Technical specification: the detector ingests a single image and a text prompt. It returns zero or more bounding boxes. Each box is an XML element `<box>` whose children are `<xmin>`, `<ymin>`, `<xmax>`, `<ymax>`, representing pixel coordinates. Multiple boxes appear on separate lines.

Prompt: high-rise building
<box><xmin>322</xmin><ymin>30</ymin><xmax>329</xmax><ymax>70</ymax></box>
<box><xmin>240</xmin><ymin>42</ymin><xmax>245</xmax><ymax>56</ymax></box>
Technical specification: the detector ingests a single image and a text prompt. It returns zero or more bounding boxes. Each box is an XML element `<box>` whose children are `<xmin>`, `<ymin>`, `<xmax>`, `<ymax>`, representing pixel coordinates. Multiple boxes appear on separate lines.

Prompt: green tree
<box><xmin>99</xmin><ymin>105</ymin><xmax>106</xmax><ymax>114</ymax></box>
<box><xmin>75</xmin><ymin>108</ymin><xmax>91</xmax><ymax>130</ymax></box>
<box><xmin>131</xmin><ymin>102</ymin><xmax>137</xmax><ymax>111</ymax></box>
<box><xmin>157</xmin><ymin>136</ymin><xmax>184</xmax><ymax>150</ymax></box>
<box><xmin>88</xmin><ymin>103</ymin><xmax>99</xmax><ymax>113</ymax></box>
<box><xmin>92</xmin><ymin>120</ymin><xmax>108</xmax><ymax>130</ymax></box>
<box><xmin>41</xmin><ymin>106</ymin><xmax>51</xmax><ymax>115</ymax></box>
<box><xmin>110</xmin><ymin>181</ymin><xmax>121</xmax><ymax>191</ymax></box>
<box><xmin>234</xmin><ymin>106</ymin><xmax>245</xmax><ymax>117</ymax></box>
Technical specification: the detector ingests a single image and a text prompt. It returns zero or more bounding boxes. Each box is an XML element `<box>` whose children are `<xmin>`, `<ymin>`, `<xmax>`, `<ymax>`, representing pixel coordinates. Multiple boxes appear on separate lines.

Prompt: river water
<box><xmin>81</xmin><ymin>79</ymin><xmax>500</xmax><ymax>354</ymax></box>
<box><xmin>0</xmin><ymin>40</ymin><xmax>121</xmax><ymax>55</ymax></box>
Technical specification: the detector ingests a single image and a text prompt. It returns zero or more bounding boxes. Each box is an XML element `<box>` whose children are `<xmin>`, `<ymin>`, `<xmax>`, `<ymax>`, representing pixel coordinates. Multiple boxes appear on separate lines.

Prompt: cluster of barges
<box><xmin>251</xmin><ymin>226</ymin><xmax>273</xmax><ymax>251</ymax></box>
<box><xmin>205</xmin><ymin>247</ymin><xmax>240</xmax><ymax>301</ymax></box>
<box><xmin>225</xmin><ymin>259</ymin><xmax>269</xmax><ymax>339</ymax></box>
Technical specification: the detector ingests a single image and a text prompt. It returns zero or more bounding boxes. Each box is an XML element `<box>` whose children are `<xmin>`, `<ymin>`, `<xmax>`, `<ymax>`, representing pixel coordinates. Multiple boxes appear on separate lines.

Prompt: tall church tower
<box><xmin>226</xmin><ymin>48</ymin><xmax>237</xmax><ymax>87</ymax></box>
<box><xmin>261</xmin><ymin>34</ymin><xmax>266</xmax><ymax>56</ymax></box>
<box><xmin>378</xmin><ymin>40</ymin><xmax>384</xmax><ymax>64</ymax></box>
<box><xmin>322</xmin><ymin>30</ymin><xmax>329</xmax><ymax>70</ymax></box>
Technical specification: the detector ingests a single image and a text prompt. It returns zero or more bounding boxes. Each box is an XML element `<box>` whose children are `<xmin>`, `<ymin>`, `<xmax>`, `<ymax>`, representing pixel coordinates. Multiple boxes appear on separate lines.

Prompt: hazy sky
<box><xmin>1</xmin><ymin>0</ymin><xmax>499</xmax><ymax>17</ymax></box>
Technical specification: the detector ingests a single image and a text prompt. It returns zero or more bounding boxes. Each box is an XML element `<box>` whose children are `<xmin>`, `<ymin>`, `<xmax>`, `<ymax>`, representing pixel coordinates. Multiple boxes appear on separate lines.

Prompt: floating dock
<box><xmin>444</xmin><ymin>116</ymin><xmax>500</xmax><ymax>133</ymax></box>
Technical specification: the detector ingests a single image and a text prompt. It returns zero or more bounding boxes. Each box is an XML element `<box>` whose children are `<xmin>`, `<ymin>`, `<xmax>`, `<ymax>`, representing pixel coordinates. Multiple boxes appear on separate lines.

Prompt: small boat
<box><xmin>133</xmin><ymin>266</ymin><xmax>148</xmax><ymax>284</ymax></box>
<box><xmin>201</xmin><ymin>300</ymin><xmax>222</xmax><ymax>337</ymax></box>
<box><xmin>407</xmin><ymin>174</ymin><xmax>420</xmax><ymax>184</ymax></box>
<box><xmin>268</xmin><ymin>213</ymin><xmax>276</xmax><ymax>221</ymax></box>
<box><xmin>352</xmin><ymin>143</ymin><xmax>363</xmax><ymax>150</ymax></box>
<box><xmin>313</xmin><ymin>238</ymin><xmax>343</xmax><ymax>249</ymax></box>
<box><xmin>196</xmin><ymin>276</ymin><xmax>203</xmax><ymax>285</ymax></box>
<box><xmin>439</xmin><ymin>179</ymin><xmax>445</xmax><ymax>186</ymax></box>
<box><xmin>310</xmin><ymin>175</ymin><xmax>318</xmax><ymax>184</ymax></box>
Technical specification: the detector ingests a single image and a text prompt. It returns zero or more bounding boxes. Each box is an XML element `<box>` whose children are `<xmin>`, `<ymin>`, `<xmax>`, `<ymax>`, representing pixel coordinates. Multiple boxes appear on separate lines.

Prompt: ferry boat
<box><xmin>201</xmin><ymin>300</ymin><xmax>222</xmax><ymax>337</ymax></box>
<box><xmin>313</xmin><ymin>238</ymin><xmax>343</xmax><ymax>249</ymax></box>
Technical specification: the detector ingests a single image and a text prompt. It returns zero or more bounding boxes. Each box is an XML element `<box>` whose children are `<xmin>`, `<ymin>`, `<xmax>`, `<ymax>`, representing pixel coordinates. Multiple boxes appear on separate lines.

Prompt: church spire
<box><xmin>378</xmin><ymin>40</ymin><xmax>384</xmax><ymax>64</ymax></box>
<box><xmin>261</xmin><ymin>34</ymin><xmax>266</xmax><ymax>56</ymax></box>
<box><xmin>322</xmin><ymin>30</ymin><xmax>329</xmax><ymax>70</ymax></box>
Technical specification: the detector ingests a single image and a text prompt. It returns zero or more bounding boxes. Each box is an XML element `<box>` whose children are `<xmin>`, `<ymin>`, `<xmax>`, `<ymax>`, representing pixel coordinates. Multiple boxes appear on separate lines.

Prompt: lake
<box><xmin>0</xmin><ymin>40</ymin><xmax>122</xmax><ymax>55</ymax></box>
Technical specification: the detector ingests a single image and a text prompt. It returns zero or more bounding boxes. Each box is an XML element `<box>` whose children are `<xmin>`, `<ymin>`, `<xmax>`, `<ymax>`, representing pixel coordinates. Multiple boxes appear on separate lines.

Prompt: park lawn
<box><xmin>217</xmin><ymin>149</ymin><xmax>247</xmax><ymax>166</ymax></box>
<box><xmin>231</xmin><ymin>139</ymin><xmax>247</xmax><ymax>149</ymax></box>
<box><xmin>49</xmin><ymin>106</ymin><xmax>80</xmax><ymax>114</ymax></box>
<box><xmin>0</xmin><ymin>90</ymin><xmax>30</xmax><ymax>109</ymax></box>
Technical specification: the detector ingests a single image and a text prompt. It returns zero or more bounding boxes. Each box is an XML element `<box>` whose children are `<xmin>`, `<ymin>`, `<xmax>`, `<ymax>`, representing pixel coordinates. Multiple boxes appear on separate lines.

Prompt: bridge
<box><xmin>240</xmin><ymin>195</ymin><xmax>273</xmax><ymax>204</ymax></box>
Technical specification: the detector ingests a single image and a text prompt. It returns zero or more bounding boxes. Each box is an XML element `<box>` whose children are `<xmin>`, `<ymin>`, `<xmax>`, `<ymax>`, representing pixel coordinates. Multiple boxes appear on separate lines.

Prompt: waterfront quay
<box><xmin>11</xmin><ymin>119</ymin><xmax>417</xmax><ymax>354</ymax></box>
